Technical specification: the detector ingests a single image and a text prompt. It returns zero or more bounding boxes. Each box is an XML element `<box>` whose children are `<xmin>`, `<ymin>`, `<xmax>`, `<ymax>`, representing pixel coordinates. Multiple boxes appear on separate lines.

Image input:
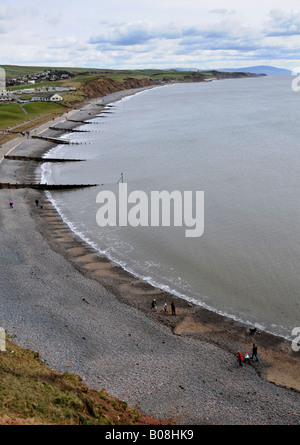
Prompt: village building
<box><xmin>0</xmin><ymin>89</ymin><xmax>12</xmax><ymax>101</ymax></box>
<box><xmin>20</xmin><ymin>88</ymin><xmax>35</xmax><ymax>94</ymax></box>
<box><xmin>31</xmin><ymin>93</ymin><xmax>63</xmax><ymax>102</ymax></box>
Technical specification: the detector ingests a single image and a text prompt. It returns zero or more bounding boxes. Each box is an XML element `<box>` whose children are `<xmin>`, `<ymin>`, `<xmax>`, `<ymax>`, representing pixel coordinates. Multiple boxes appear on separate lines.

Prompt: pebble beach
<box><xmin>0</xmin><ymin>89</ymin><xmax>300</xmax><ymax>425</ymax></box>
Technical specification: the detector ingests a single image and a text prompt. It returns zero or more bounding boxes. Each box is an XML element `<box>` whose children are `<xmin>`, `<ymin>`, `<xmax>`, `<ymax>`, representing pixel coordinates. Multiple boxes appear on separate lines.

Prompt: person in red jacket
<box><xmin>237</xmin><ymin>351</ymin><xmax>243</xmax><ymax>367</ymax></box>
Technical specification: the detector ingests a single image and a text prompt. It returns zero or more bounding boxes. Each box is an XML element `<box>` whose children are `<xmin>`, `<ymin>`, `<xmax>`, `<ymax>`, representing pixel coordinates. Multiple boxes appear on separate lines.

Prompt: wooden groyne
<box><xmin>31</xmin><ymin>135</ymin><xmax>70</xmax><ymax>144</ymax></box>
<box><xmin>0</xmin><ymin>183</ymin><xmax>98</xmax><ymax>190</ymax></box>
<box><xmin>66</xmin><ymin>119</ymin><xmax>88</xmax><ymax>124</ymax></box>
<box><xmin>31</xmin><ymin>135</ymin><xmax>89</xmax><ymax>145</ymax></box>
<box><xmin>49</xmin><ymin>126</ymin><xmax>90</xmax><ymax>133</ymax></box>
<box><xmin>4</xmin><ymin>155</ymin><xmax>85</xmax><ymax>163</ymax></box>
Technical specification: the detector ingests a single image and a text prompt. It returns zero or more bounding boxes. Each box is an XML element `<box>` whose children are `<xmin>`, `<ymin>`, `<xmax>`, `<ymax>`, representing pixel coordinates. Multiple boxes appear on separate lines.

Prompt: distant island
<box><xmin>218</xmin><ymin>65</ymin><xmax>291</xmax><ymax>75</ymax></box>
<box><xmin>170</xmin><ymin>65</ymin><xmax>291</xmax><ymax>76</ymax></box>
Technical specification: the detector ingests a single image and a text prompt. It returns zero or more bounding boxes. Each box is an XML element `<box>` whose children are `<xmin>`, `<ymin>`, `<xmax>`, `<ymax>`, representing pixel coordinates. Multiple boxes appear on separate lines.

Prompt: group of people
<box><xmin>21</xmin><ymin>131</ymin><xmax>31</xmax><ymax>138</ymax></box>
<box><xmin>150</xmin><ymin>298</ymin><xmax>259</xmax><ymax>368</ymax></box>
<box><xmin>237</xmin><ymin>344</ymin><xmax>259</xmax><ymax>367</ymax></box>
<box><xmin>9</xmin><ymin>199</ymin><xmax>43</xmax><ymax>209</ymax></box>
<box><xmin>151</xmin><ymin>299</ymin><xmax>176</xmax><ymax>315</ymax></box>
<box><xmin>35</xmin><ymin>199</ymin><xmax>43</xmax><ymax>209</ymax></box>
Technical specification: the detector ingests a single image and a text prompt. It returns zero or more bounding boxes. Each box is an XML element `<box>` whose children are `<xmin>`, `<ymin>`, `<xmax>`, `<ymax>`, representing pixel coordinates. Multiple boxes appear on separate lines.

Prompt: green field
<box><xmin>0</xmin><ymin>102</ymin><xmax>64</xmax><ymax>130</ymax></box>
<box><xmin>2</xmin><ymin>64</ymin><xmax>207</xmax><ymax>83</ymax></box>
<box><xmin>2</xmin><ymin>65</ymin><xmax>105</xmax><ymax>78</ymax></box>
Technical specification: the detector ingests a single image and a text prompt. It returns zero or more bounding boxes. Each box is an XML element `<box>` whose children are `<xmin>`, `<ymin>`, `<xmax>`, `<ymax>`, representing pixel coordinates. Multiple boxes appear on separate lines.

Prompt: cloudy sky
<box><xmin>1</xmin><ymin>0</ymin><xmax>300</xmax><ymax>70</ymax></box>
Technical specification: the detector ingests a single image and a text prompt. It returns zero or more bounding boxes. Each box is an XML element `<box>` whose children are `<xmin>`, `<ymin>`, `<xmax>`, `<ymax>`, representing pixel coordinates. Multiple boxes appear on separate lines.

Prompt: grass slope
<box><xmin>0</xmin><ymin>102</ymin><xmax>64</xmax><ymax>130</ymax></box>
<box><xmin>0</xmin><ymin>339</ymin><xmax>167</xmax><ymax>425</ymax></box>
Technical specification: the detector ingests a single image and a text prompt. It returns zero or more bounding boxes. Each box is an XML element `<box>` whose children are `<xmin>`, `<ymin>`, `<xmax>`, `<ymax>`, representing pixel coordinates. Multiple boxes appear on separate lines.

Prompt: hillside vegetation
<box><xmin>0</xmin><ymin>338</ymin><xmax>168</xmax><ymax>425</ymax></box>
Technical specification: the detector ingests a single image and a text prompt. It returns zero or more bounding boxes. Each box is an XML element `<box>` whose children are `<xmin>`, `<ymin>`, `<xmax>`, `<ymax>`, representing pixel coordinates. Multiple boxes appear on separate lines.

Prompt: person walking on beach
<box><xmin>244</xmin><ymin>352</ymin><xmax>250</xmax><ymax>364</ymax></box>
<box><xmin>151</xmin><ymin>299</ymin><xmax>157</xmax><ymax>311</ymax></box>
<box><xmin>237</xmin><ymin>351</ymin><xmax>243</xmax><ymax>367</ymax></box>
<box><xmin>251</xmin><ymin>343</ymin><xmax>259</xmax><ymax>361</ymax></box>
<box><xmin>171</xmin><ymin>302</ymin><xmax>176</xmax><ymax>315</ymax></box>
<box><xmin>35</xmin><ymin>199</ymin><xmax>39</xmax><ymax>207</ymax></box>
<box><xmin>162</xmin><ymin>303</ymin><xmax>168</xmax><ymax>313</ymax></box>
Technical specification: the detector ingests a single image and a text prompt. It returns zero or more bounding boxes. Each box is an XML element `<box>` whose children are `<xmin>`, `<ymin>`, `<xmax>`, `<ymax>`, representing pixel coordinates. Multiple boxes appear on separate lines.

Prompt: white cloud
<box><xmin>266</xmin><ymin>9</ymin><xmax>300</xmax><ymax>36</ymax></box>
<box><xmin>0</xmin><ymin>1</ymin><xmax>300</xmax><ymax>69</ymax></box>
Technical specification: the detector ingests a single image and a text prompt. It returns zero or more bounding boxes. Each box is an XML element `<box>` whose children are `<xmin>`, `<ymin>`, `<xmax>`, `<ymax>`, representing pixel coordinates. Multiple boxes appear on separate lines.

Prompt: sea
<box><xmin>41</xmin><ymin>75</ymin><xmax>300</xmax><ymax>341</ymax></box>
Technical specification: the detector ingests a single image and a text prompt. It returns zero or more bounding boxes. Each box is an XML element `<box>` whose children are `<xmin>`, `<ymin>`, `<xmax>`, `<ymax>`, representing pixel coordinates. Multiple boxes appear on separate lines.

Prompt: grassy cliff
<box><xmin>0</xmin><ymin>338</ymin><xmax>168</xmax><ymax>425</ymax></box>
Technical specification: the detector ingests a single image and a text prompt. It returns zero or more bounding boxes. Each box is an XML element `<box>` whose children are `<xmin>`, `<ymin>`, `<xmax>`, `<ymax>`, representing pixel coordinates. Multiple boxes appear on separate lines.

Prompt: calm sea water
<box><xmin>42</xmin><ymin>75</ymin><xmax>300</xmax><ymax>340</ymax></box>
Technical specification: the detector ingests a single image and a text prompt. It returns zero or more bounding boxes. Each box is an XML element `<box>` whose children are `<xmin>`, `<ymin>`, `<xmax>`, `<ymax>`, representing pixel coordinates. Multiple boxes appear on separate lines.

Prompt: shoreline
<box><xmin>39</xmin><ymin>84</ymin><xmax>292</xmax><ymax>342</ymax></box>
<box><xmin>37</xmin><ymin>88</ymin><xmax>292</xmax><ymax>337</ymax></box>
<box><xmin>1</xmin><ymin>86</ymin><xmax>300</xmax><ymax>424</ymax></box>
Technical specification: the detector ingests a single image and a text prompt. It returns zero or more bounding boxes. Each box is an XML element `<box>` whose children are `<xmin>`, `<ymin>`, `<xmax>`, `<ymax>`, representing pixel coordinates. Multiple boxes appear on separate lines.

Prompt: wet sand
<box><xmin>0</xmin><ymin>88</ymin><xmax>300</xmax><ymax>424</ymax></box>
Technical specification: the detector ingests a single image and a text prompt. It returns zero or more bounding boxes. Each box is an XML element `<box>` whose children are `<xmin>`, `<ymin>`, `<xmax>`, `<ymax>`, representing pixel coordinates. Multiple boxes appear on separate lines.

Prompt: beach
<box><xmin>0</xmin><ymin>88</ymin><xmax>300</xmax><ymax>425</ymax></box>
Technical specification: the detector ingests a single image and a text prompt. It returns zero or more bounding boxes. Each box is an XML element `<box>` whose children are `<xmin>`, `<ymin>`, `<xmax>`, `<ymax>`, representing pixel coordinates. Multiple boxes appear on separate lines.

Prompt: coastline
<box><xmin>1</xmin><ymin>86</ymin><xmax>300</xmax><ymax>425</ymax></box>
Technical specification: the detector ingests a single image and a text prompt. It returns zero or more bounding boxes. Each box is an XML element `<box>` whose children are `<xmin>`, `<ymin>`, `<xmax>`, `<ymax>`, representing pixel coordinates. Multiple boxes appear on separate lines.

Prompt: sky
<box><xmin>1</xmin><ymin>0</ymin><xmax>300</xmax><ymax>70</ymax></box>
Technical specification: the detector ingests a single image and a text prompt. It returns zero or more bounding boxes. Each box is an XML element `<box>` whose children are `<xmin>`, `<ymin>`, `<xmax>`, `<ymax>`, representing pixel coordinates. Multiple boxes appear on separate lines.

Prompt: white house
<box><xmin>31</xmin><ymin>93</ymin><xmax>63</xmax><ymax>102</ymax></box>
<box><xmin>0</xmin><ymin>89</ymin><xmax>12</xmax><ymax>101</ymax></box>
